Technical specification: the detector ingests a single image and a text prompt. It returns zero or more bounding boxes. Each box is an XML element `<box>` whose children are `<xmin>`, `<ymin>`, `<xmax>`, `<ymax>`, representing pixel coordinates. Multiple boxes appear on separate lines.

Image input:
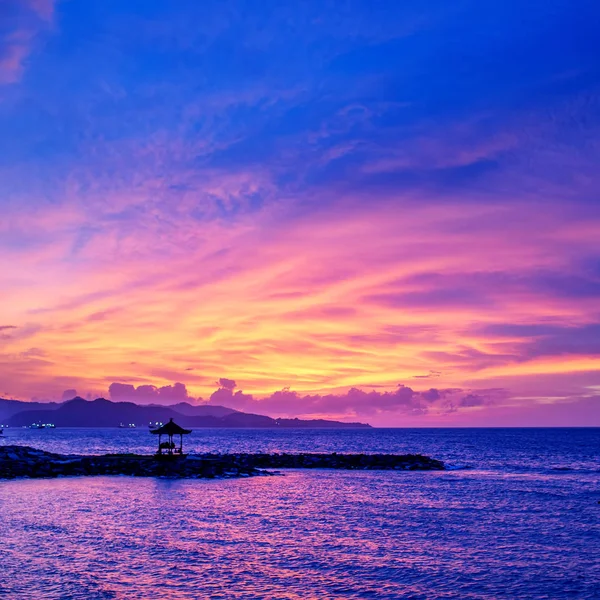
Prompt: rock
<box><xmin>0</xmin><ymin>445</ymin><xmax>445</xmax><ymax>480</ymax></box>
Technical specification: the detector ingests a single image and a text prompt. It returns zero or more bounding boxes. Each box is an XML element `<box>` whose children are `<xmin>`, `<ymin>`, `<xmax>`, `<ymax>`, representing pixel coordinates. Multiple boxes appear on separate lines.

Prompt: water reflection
<box><xmin>1</xmin><ymin>469</ymin><xmax>599</xmax><ymax>599</ymax></box>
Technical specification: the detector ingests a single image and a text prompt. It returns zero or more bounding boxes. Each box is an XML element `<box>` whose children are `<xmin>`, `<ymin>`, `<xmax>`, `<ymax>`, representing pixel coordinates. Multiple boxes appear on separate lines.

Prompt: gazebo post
<box><xmin>179</xmin><ymin>433</ymin><xmax>183</xmax><ymax>454</ymax></box>
<box><xmin>158</xmin><ymin>433</ymin><xmax>162</xmax><ymax>455</ymax></box>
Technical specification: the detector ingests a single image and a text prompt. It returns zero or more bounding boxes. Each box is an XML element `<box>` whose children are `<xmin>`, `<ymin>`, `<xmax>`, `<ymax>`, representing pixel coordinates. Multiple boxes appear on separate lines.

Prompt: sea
<box><xmin>1</xmin><ymin>427</ymin><xmax>599</xmax><ymax>599</ymax></box>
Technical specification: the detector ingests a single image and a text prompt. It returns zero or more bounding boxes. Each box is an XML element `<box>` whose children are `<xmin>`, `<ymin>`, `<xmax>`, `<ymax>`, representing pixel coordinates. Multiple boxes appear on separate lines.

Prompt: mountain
<box><xmin>0</xmin><ymin>398</ymin><xmax>60</xmax><ymax>421</ymax></box>
<box><xmin>0</xmin><ymin>397</ymin><xmax>236</xmax><ymax>422</ymax></box>
<box><xmin>4</xmin><ymin>397</ymin><xmax>371</xmax><ymax>428</ymax></box>
<box><xmin>6</xmin><ymin>397</ymin><xmax>236</xmax><ymax>428</ymax></box>
<box><xmin>274</xmin><ymin>417</ymin><xmax>371</xmax><ymax>428</ymax></box>
<box><xmin>156</xmin><ymin>402</ymin><xmax>236</xmax><ymax>418</ymax></box>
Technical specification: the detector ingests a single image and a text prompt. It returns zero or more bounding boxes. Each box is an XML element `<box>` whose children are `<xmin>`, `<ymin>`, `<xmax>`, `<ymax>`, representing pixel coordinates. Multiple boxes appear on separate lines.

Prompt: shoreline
<box><xmin>0</xmin><ymin>445</ymin><xmax>445</xmax><ymax>480</ymax></box>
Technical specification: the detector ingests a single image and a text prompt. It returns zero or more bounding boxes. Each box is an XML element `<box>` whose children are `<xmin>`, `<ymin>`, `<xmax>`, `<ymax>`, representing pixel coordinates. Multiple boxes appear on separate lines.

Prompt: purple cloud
<box><xmin>477</xmin><ymin>323</ymin><xmax>600</xmax><ymax>359</ymax></box>
<box><xmin>109</xmin><ymin>381</ymin><xmax>194</xmax><ymax>405</ymax></box>
<box><xmin>459</xmin><ymin>394</ymin><xmax>486</xmax><ymax>407</ymax></box>
<box><xmin>206</xmin><ymin>382</ymin><xmax>495</xmax><ymax>419</ymax></box>
<box><xmin>0</xmin><ymin>0</ymin><xmax>54</xmax><ymax>84</ymax></box>
<box><xmin>217</xmin><ymin>378</ymin><xmax>237</xmax><ymax>391</ymax></box>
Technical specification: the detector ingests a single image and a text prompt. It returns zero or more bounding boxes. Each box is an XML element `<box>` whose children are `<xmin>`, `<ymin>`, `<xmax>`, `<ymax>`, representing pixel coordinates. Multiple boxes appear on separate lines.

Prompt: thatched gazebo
<box><xmin>150</xmin><ymin>418</ymin><xmax>191</xmax><ymax>456</ymax></box>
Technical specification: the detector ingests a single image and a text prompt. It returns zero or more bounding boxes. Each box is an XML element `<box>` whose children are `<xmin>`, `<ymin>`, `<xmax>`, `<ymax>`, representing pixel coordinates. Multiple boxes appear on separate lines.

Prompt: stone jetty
<box><xmin>0</xmin><ymin>445</ymin><xmax>444</xmax><ymax>480</ymax></box>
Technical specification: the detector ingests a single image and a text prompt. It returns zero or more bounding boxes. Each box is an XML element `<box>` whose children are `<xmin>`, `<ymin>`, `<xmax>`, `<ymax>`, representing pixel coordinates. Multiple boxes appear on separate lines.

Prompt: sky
<box><xmin>1</xmin><ymin>0</ymin><xmax>600</xmax><ymax>426</ymax></box>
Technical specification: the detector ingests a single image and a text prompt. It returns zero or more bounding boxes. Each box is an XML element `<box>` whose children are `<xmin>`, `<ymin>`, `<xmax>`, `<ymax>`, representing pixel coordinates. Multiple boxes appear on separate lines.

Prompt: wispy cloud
<box><xmin>0</xmin><ymin>0</ymin><xmax>55</xmax><ymax>84</ymax></box>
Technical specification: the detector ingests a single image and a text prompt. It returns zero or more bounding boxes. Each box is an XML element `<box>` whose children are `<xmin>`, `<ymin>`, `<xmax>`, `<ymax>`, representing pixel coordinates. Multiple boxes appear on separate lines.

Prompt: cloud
<box><xmin>61</xmin><ymin>388</ymin><xmax>77</xmax><ymax>401</ymax></box>
<box><xmin>2</xmin><ymin>196</ymin><xmax>599</xmax><ymax>411</ymax></box>
<box><xmin>206</xmin><ymin>380</ymin><xmax>499</xmax><ymax>419</ymax></box>
<box><xmin>459</xmin><ymin>394</ymin><xmax>486</xmax><ymax>408</ymax></box>
<box><xmin>475</xmin><ymin>323</ymin><xmax>600</xmax><ymax>360</ymax></box>
<box><xmin>217</xmin><ymin>378</ymin><xmax>236</xmax><ymax>391</ymax></box>
<box><xmin>422</xmin><ymin>388</ymin><xmax>441</xmax><ymax>402</ymax></box>
<box><xmin>0</xmin><ymin>0</ymin><xmax>55</xmax><ymax>84</ymax></box>
<box><xmin>413</xmin><ymin>370</ymin><xmax>442</xmax><ymax>379</ymax></box>
<box><xmin>108</xmin><ymin>381</ymin><xmax>194</xmax><ymax>405</ymax></box>
<box><xmin>0</xmin><ymin>325</ymin><xmax>18</xmax><ymax>340</ymax></box>
<box><xmin>0</xmin><ymin>323</ymin><xmax>42</xmax><ymax>343</ymax></box>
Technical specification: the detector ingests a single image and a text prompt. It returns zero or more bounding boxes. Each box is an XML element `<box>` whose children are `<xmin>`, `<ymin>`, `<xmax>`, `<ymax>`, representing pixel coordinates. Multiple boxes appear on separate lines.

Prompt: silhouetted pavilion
<box><xmin>150</xmin><ymin>418</ymin><xmax>191</xmax><ymax>456</ymax></box>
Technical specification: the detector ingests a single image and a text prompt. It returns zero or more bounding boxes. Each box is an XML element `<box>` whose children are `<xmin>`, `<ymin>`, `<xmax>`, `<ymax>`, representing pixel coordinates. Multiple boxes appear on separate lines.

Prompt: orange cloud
<box><xmin>1</xmin><ymin>191</ymin><xmax>599</xmax><ymax>426</ymax></box>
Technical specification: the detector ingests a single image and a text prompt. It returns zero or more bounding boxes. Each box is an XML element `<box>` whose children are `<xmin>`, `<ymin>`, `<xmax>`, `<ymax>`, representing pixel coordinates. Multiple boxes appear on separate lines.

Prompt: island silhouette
<box><xmin>0</xmin><ymin>396</ymin><xmax>371</xmax><ymax>429</ymax></box>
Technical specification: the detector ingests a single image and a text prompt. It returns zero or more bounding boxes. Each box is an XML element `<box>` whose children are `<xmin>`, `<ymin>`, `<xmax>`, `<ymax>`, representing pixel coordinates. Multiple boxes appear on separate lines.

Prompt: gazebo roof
<box><xmin>150</xmin><ymin>418</ymin><xmax>191</xmax><ymax>435</ymax></box>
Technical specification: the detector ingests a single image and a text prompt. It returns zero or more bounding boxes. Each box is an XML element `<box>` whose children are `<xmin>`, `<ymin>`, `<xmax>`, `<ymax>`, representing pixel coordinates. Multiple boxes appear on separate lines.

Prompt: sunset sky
<box><xmin>1</xmin><ymin>0</ymin><xmax>599</xmax><ymax>425</ymax></box>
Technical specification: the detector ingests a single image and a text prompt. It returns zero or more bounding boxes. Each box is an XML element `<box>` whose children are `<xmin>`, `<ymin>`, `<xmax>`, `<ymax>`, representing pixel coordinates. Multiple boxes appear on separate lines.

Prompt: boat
<box><xmin>28</xmin><ymin>423</ymin><xmax>56</xmax><ymax>429</ymax></box>
<box><xmin>148</xmin><ymin>421</ymin><xmax>163</xmax><ymax>430</ymax></box>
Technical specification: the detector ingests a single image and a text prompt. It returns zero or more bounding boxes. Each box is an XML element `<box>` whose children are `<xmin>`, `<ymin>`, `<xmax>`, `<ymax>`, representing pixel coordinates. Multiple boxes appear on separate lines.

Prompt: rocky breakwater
<box><xmin>204</xmin><ymin>452</ymin><xmax>445</xmax><ymax>471</ymax></box>
<box><xmin>0</xmin><ymin>446</ymin><xmax>266</xmax><ymax>480</ymax></box>
<box><xmin>0</xmin><ymin>446</ymin><xmax>444</xmax><ymax>480</ymax></box>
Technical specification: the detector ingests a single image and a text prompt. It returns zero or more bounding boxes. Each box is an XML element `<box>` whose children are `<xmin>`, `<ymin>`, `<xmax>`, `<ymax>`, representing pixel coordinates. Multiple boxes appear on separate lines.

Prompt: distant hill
<box><xmin>4</xmin><ymin>397</ymin><xmax>237</xmax><ymax>428</ymax></box>
<box><xmin>157</xmin><ymin>402</ymin><xmax>235</xmax><ymax>418</ymax></box>
<box><xmin>0</xmin><ymin>398</ymin><xmax>61</xmax><ymax>421</ymax></box>
<box><xmin>0</xmin><ymin>397</ymin><xmax>234</xmax><ymax>424</ymax></box>
<box><xmin>1</xmin><ymin>397</ymin><xmax>371</xmax><ymax>428</ymax></box>
<box><xmin>275</xmin><ymin>417</ymin><xmax>371</xmax><ymax>428</ymax></box>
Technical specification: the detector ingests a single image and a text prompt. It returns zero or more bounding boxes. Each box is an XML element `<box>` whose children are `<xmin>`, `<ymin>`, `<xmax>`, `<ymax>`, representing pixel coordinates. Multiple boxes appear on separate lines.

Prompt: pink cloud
<box><xmin>206</xmin><ymin>378</ymin><xmax>507</xmax><ymax>421</ymax></box>
<box><xmin>0</xmin><ymin>0</ymin><xmax>55</xmax><ymax>84</ymax></box>
<box><xmin>109</xmin><ymin>382</ymin><xmax>193</xmax><ymax>405</ymax></box>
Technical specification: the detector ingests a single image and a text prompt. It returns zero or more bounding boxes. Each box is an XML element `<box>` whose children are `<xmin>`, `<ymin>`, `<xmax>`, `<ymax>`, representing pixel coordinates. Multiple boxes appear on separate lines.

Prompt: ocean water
<box><xmin>1</xmin><ymin>428</ymin><xmax>599</xmax><ymax>599</ymax></box>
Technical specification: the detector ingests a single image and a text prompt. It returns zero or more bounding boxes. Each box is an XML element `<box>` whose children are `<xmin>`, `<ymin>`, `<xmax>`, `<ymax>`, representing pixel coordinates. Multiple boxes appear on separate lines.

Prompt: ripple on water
<box><xmin>1</xmin><ymin>469</ymin><xmax>600</xmax><ymax>599</ymax></box>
